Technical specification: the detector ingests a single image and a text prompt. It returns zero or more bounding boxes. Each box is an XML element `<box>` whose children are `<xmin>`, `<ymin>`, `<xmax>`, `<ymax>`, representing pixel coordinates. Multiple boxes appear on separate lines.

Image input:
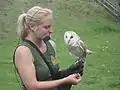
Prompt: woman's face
<box><xmin>34</xmin><ymin>16</ymin><xmax>53</xmax><ymax>39</ymax></box>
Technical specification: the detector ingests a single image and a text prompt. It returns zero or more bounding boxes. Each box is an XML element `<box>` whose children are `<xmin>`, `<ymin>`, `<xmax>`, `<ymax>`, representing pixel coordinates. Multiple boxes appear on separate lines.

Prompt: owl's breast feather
<box><xmin>68</xmin><ymin>45</ymin><xmax>84</xmax><ymax>57</ymax></box>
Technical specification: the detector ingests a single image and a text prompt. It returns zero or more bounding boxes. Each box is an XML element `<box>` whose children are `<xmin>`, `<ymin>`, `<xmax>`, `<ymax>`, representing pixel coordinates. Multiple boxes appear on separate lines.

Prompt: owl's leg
<box><xmin>77</xmin><ymin>56</ymin><xmax>82</xmax><ymax>61</ymax></box>
<box><xmin>74</xmin><ymin>57</ymin><xmax>79</xmax><ymax>63</ymax></box>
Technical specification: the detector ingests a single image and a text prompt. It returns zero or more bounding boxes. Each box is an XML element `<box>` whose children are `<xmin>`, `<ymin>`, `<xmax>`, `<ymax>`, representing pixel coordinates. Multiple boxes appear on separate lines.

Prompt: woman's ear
<box><xmin>29</xmin><ymin>22</ymin><xmax>37</xmax><ymax>31</ymax></box>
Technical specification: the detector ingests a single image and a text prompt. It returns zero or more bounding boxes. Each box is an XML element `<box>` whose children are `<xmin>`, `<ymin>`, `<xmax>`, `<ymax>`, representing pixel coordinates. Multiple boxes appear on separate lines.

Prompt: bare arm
<box><xmin>15</xmin><ymin>46</ymin><xmax>81</xmax><ymax>90</ymax></box>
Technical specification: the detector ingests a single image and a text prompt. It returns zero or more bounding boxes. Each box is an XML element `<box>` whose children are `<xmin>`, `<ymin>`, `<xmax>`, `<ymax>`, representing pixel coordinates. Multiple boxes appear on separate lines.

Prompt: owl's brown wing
<box><xmin>78</xmin><ymin>40</ymin><xmax>87</xmax><ymax>58</ymax></box>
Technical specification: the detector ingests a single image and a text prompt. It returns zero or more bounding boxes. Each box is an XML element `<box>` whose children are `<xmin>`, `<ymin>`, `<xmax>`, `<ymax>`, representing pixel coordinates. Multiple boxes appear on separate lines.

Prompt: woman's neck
<box><xmin>25</xmin><ymin>35</ymin><xmax>47</xmax><ymax>53</ymax></box>
<box><xmin>25</xmin><ymin>32</ymin><xmax>45</xmax><ymax>47</ymax></box>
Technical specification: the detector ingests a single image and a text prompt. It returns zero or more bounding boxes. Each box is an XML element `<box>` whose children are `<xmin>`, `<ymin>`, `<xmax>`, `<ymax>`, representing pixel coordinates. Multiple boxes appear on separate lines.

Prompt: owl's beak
<box><xmin>68</xmin><ymin>39</ymin><xmax>71</xmax><ymax>45</ymax></box>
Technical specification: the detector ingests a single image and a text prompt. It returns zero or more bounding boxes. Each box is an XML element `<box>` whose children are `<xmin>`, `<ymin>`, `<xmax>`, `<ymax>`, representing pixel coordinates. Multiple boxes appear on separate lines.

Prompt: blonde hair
<box><xmin>17</xmin><ymin>6</ymin><xmax>52</xmax><ymax>41</ymax></box>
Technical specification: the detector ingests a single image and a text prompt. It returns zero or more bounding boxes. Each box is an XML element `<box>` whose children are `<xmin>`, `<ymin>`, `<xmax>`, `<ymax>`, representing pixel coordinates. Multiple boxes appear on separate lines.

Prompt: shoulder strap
<box><xmin>24</xmin><ymin>39</ymin><xmax>55</xmax><ymax>79</ymax></box>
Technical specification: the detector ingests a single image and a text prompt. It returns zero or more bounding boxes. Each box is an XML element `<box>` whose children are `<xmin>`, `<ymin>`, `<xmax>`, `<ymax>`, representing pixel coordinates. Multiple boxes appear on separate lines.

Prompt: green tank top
<box><xmin>13</xmin><ymin>40</ymin><xmax>59</xmax><ymax>90</ymax></box>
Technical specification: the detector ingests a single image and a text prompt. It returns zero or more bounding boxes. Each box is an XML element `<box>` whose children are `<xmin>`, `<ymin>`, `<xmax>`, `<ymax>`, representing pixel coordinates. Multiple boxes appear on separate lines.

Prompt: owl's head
<box><xmin>64</xmin><ymin>31</ymin><xmax>80</xmax><ymax>46</ymax></box>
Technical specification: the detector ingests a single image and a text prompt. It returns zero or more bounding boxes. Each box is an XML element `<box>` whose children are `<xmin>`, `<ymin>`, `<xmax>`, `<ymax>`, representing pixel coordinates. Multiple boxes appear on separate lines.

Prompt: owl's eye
<box><xmin>70</xmin><ymin>36</ymin><xmax>73</xmax><ymax>39</ymax></box>
<box><xmin>66</xmin><ymin>36</ymin><xmax>67</xmax><ymax>38</ymax></box>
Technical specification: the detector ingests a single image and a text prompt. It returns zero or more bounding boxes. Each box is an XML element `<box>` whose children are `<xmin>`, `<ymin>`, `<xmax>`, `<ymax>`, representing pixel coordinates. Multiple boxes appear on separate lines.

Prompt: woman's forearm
<box><xmin>28</xmin><ymin>78</ymin><xmax>67</xmax><ymax>90</ymax></box>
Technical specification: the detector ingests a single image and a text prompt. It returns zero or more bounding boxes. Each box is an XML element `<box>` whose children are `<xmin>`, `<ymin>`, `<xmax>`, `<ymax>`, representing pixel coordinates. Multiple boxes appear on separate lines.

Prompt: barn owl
<box><xmin>64</xmin><ymin>31</ymin><xmax>93</xmax><ymax>58</ymax></box>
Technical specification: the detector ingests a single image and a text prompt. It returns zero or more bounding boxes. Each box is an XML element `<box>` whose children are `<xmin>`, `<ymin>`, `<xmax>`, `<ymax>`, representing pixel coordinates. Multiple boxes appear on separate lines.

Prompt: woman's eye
<box><xmin>43</xmin><ymin>25</ymin><xmax>51</xmax><ymax>29</ymax></box>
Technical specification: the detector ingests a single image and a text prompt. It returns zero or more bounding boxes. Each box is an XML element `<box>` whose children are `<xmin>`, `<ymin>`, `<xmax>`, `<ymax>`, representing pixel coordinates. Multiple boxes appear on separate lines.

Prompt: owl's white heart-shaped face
<box><xmin>64</xmin><ymin>31</ymin><xmax>80</xmax><ymax>46</ymax></box>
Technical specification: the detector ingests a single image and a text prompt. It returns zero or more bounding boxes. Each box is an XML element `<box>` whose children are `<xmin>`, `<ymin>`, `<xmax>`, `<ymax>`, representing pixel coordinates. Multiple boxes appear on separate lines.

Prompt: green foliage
<box><xmin>0</xmin><ymin>0</ymin><xmax>120</xmax><ymax>90</ymax></box>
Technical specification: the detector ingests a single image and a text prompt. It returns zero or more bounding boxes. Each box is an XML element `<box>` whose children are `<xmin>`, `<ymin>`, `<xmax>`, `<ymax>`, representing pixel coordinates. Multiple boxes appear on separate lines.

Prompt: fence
<box><xmin>95</xmin><ymin>0</ymin><xmax>120</xmax><ymax>22</ymax></box>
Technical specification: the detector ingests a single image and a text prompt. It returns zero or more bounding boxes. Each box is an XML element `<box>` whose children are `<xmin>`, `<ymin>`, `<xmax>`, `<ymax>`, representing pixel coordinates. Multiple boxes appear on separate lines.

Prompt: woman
<box><xmin>13</xmin><ymin>6</ymin><xmax>82</xmax><ymax>90</ymax></box>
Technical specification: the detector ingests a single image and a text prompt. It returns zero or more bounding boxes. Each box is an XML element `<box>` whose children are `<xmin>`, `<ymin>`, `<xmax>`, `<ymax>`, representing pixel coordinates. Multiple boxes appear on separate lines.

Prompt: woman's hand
<box><xmin>64</xmin><ymin>73</ymin><xmax>81</xmax><ymax>85</ymax></box>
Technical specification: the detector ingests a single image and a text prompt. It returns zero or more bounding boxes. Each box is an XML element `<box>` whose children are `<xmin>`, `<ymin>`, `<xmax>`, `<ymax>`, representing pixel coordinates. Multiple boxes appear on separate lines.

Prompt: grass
<box><xmin>0</xmin><ymin>0</ymin><xmax>120</xmax><ymax>90</ymax></box>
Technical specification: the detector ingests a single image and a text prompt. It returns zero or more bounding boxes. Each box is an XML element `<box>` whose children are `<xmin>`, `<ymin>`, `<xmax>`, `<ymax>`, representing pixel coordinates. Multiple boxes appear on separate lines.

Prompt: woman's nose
<box><xmin>49</xmin><ymin>27</ymin><xmax>53</xmax><ymax>34</ymax></box>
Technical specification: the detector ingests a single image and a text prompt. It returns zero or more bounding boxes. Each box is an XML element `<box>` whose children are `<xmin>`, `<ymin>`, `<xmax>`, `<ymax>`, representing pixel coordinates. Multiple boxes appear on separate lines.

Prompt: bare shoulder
<box><xmin>15</xmin><ymin>45</ymin><xmax>30</xmax><ymax>54</ymax></box>
<box><xmin>15</xmin><ymin>45</ymin><xmax>33</xmax><ymax>63</ymax></box>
